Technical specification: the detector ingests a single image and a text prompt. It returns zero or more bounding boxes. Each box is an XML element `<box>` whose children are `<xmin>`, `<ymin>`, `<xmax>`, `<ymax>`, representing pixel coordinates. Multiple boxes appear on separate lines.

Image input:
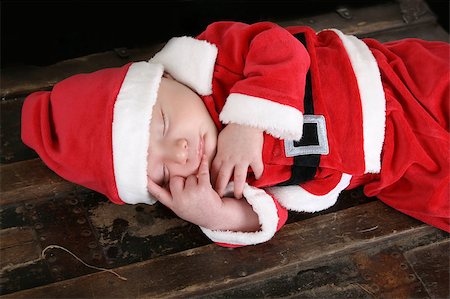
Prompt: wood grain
<box><xmin>3</xmin><ymin>201</ymin><xmax>444</xmax><ymax>298</ymax></box>
<box><xmin>1</xmin><ymin>159</ymin><xmax>79</xmax><ymax>205</ymax></box>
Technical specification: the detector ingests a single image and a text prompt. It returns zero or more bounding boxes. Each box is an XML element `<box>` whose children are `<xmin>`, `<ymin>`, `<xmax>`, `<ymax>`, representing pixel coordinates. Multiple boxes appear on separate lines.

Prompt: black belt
<box><xmin>277</xmin><ymin>33</ymin><xmax>328</xmax><ymax>186</ymax></box>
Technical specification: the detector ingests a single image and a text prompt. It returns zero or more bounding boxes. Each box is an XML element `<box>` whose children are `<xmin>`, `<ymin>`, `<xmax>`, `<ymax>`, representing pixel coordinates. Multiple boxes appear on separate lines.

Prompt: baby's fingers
<box><xmin>250</xmin><ymin>160</ymin><xmax>264</xmax><ymax>180</ymax></box>
<box><xmin>169</xmin><ymin>176</ymin><xmax>186</xmax><ymax>198</ymax></box>
<box><xmin>210</xmin><ymin>157</ymin><xmax>222</xmax><ymax>187</ymax></box>
<box><xmin>214</xmin><ymin>164</ymin><xmax>233</xmax><ymax>197</ymax></box>
<box><xmin>233</xmin><ymin>164</ymin><xmax>248</xmax><ymax>199</ymax></box>
<box><xmin>147</xmin><ymin>179</ymin><xmax>173</xmax><ymax>208</ymax></box>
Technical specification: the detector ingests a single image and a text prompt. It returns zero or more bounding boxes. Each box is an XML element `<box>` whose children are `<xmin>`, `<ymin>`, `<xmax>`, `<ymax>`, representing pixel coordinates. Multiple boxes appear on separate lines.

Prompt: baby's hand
<box><xmin>147</xmin><ymin>155</ymin><xmax>224</xmax><ymax>228</ymax></box>
<box><xmin>211</xmin><ymin>123</ymin><xmax>264</xmax><ymax>199</ymax></box>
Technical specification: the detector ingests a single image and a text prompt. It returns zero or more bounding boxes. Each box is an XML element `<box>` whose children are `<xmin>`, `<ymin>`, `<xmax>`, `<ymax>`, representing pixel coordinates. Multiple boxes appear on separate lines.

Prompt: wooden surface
<box><xmin>1</xmin><ymin>159</ymin><xmax>78</xmax><ymax>205</ymax></box>
<box><xmin>2</xmin><ymin>201</ymin><xmax>448</xmax><ymax>298</ymax></box>
<box><xmin>1</xmin><ymin>0</ymin><xmax>449</xmax><ymax>297</ymax></box>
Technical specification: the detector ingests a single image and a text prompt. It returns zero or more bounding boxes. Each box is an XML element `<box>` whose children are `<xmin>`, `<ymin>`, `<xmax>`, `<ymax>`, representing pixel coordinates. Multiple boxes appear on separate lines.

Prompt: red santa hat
<box><xmin>21</xmin><ymin>61</ymin><xmax>164</xmax><ymax>205</ymax></box>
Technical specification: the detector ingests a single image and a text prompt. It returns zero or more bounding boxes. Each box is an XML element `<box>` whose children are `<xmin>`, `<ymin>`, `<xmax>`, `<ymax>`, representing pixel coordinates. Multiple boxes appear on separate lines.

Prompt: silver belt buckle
<box><xmin>284</xmin><ymin>115</ymin><xmax>329</xmax><ymax>157</ymax></box>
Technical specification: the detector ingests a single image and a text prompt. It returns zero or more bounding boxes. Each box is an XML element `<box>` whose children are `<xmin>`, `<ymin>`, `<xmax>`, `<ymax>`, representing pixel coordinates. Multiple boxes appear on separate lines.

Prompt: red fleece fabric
<box><xmin>362</xmin><ymin>38</ymin><xmax>449</xmax><ymax>232</ymax></box>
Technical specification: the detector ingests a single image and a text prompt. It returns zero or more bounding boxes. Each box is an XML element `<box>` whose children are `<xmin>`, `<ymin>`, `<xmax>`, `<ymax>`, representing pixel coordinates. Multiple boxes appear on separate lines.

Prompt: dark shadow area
<box><xmin>1</xmin><ymin>0</ymin><xmax>448</xmax><ymax>68</ymax></box>
<box><xmin>427</xmin><ymin>0</ymin><xmax>449</xmax><ymax>32</ymax></box>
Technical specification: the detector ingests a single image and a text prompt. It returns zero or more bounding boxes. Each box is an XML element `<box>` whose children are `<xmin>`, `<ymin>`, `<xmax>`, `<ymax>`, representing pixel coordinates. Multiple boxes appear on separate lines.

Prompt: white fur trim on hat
<box><xmin>149</xmin><ymin>36</ymin><xmax>218</xmax><ymax>96</ymax></box>
<box><xmin>112</xmin><ymin>62</ymin><xmax>164</xmax><ymax>204</ymax></box>
<box><xmin>267</xmin><ymin>173</ymin><xmax>352</xmax><ymax>212</ymax></box>
<box><xmin>327</xmin><ymin>29</ymin><xmax>386</xmax><ymax>174</ymax></box>
<box><xmin>200</xmin><ymin>183</ymin><xmax>279</xmax><ymax>246</ymax></box>
<box><xmin>220</xmin><ymin>93</ymin><xmax>304</xmax><ymax>141</ymax></box>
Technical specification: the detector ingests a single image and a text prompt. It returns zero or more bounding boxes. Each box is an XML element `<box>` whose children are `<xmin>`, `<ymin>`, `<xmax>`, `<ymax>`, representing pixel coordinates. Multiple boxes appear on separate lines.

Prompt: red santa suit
<box><xmin>150</xmin><ymin>21</ymin><xmax>449</xmax><ymax>247</ymax></box>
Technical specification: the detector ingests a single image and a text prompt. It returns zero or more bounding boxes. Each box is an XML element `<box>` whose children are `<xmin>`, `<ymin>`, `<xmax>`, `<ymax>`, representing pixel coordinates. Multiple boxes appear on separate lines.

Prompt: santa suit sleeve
<box><xmin>199</xmin><ymin>183</ymin><xmax>288</xmax><ymax>248</ymax></box>
<box><xmin>201</xmin><ymin>170</ymin><xmax>352</xmax><ymax>247</ymax></box>
<box><xmin>197</xmin><ymin>21</ymin><xmax>310</xmax><ymax>141</ymax></box>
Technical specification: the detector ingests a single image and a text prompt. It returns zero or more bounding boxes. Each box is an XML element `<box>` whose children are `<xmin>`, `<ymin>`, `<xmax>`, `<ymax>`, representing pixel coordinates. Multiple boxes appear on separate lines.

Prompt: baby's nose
<box><xmin>167</xmin><ymin>138</ymin><xmax>188</xmax><ymax>164</ymax></box>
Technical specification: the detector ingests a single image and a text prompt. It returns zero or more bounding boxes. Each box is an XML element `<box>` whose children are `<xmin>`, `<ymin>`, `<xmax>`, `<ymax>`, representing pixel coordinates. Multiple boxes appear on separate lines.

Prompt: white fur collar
<box><xmin>149</xmin><ymin>36</ymin><xmax>218</xmax><ymax>96</ymax></box>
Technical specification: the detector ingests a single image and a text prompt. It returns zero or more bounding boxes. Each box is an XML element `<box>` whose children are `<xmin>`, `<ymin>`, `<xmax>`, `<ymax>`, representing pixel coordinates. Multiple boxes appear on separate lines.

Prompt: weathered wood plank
<box><xmin>0</xmin><ymin>162</ymin><xmax>373</xmax><ymax>295</ymax></box>
<box><xmin>0</xmin><ymin>227</ymin><xmax>41</xmax><ymax>271</ymax></box>
<box><xmin>206</xmin><ymin>231</ymin><xmax>448</xmax><ymax>298</ymax></box>
<box><xmin>360</xmin><ymin>22</ymin><xmax>449</xmax><ymax>42</ymax></box>
<box><xmin>276</xmin><ymin>0</ymin><xmax>437</xmax><ymax>36</ymax></box>
<box><xmin>0</xmin><ymin>98</ymin><xmax>38</xmax><ymax>164</ymax></box>
<box><xmin>0</xmin><ymin>227</ymin><xmax>36</xmax><ymax>249</ymax></box>
<box><xmin>2</xmin><ymin>201</ymin><xmax>446</xmax><ymax>299</ymax></box>
<box><xmin>0</xmin><ymin>185</ymin><xmax>210</xmax><ymax>295</ymax></box>
<box><xmin>405</xmin><ymin>240</ymin><xmax>450</xmax><ymax>299</ymax></box>
<box><xmin>0</xmin><ymin>159</ymin><xmax>79</xmax><ymax>206</ymax></box>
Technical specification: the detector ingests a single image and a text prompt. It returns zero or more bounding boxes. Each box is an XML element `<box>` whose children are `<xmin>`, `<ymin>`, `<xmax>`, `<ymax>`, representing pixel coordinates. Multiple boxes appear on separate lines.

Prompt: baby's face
<box><xmin>147</xmin><ymin>76</ymin><xmax>218</xmax><ymax>188</ymax></box>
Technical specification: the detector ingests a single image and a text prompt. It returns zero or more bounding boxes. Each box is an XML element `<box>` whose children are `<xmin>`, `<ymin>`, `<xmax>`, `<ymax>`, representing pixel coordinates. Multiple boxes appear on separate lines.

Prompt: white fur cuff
<box><xmin>268</xmin><ymin>173</ymin><xmax>352</xmax><ymax>212</ymax></box>
<box><xmin>220</xmin><ymin>93</ymin><xmax>304</xmax><ymax>140</ymax></box>
<box><xmin>200</xmin><ymin>183</ymin><xmax>279</xmax><ymax>246</ymax></box>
